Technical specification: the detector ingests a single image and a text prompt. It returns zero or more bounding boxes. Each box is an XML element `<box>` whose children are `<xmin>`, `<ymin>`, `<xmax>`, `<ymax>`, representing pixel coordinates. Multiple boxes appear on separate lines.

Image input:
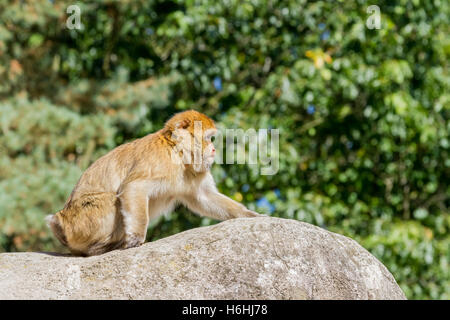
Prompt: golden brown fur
<box><xmin>47</xmin><ymin>110</ymin><xmax>261</xmax><ymax>256</ymax></box>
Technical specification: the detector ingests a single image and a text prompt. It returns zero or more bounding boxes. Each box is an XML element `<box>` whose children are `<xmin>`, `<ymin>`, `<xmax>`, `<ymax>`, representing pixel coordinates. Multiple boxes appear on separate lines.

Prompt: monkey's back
<box><xmin>53</xmin><ymin>135</ymin><xmax>158</xmax><ymax>255</ymax></box>
<box><xmin>63</xmin><ymin>130</ymin><xmax>177</xmax><ymax>207</ymax></box>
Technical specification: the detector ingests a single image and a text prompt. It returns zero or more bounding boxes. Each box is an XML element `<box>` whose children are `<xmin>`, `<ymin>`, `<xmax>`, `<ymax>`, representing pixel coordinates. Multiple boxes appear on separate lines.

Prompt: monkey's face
<box><xmin>201</xmin><ymin>128</ymin><xmax>217</xmax><ymax>170</ymax></box>
<box><xmin>170</xmin><ymin>121</ymin><xmax>217</xmax><ymax>172</ymax></box>
<box><xmin>190</xmin><ymin>124</ymin><xmax>217</xmax><ymax>172</ymax></box>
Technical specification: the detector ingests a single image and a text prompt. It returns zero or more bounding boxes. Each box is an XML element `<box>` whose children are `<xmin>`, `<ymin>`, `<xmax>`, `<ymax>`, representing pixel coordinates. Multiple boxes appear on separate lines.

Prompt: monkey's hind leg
<box><xmin>60</xmin><ymin>193</ymin><xmax>125</xmax><ymax>256</ymax></box>
<box><xmin>118</xmin><ymin>181</ymin><xmax>150</xmax><ymax>249</ymax></box>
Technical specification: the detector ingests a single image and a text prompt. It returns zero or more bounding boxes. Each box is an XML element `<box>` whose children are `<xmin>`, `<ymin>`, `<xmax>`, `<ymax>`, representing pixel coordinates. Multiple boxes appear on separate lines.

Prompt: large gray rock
<box><xmin>0</xmin><ymin>217</ymin><xmax>406</xmax><ymax>299</ymax></box>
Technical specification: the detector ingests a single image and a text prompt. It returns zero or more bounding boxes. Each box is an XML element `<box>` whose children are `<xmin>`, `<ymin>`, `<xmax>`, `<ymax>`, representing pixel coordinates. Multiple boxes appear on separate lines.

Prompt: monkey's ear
<box><xmin>176</xmin><ymin>119</ymin><xmax>191</xmax><ymax>129</ymax></box>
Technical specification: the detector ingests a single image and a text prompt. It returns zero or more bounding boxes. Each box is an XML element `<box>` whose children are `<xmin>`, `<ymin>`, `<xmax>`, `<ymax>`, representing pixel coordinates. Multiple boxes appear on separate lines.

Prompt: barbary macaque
<box><xmin>46</xmin><ymin>110</ymin><xmax>262</xmax><ymax>256</ymax></box>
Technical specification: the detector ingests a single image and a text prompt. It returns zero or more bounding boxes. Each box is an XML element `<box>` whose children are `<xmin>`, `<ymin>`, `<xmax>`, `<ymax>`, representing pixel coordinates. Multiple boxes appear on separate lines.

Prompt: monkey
<box><xmin>46</xmin><ymin>110</ymin><xmax>262</xmax><ymax>256</ymax></box>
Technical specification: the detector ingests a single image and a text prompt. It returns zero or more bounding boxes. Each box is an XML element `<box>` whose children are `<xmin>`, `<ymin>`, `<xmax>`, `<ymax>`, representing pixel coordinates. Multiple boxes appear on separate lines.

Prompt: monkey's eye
<box><xmin>205</xmin><ymin>134</ymin><xmax>215</xmax><ymax>142</ymax></box>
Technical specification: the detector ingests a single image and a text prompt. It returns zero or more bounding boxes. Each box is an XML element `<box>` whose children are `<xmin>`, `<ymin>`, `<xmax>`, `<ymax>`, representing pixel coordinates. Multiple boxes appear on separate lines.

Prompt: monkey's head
<box><xmin>165</xmin><ymin>110</ymin><xmax>217</xmax><ymax>172</ymax></box>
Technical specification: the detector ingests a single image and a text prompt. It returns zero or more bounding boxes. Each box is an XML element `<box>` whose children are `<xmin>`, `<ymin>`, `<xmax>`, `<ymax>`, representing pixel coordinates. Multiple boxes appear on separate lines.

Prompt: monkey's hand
<box><xmin>243</xmin><ymin>209</ymin><xmax>267</xmax><ymax>217</ymax></box>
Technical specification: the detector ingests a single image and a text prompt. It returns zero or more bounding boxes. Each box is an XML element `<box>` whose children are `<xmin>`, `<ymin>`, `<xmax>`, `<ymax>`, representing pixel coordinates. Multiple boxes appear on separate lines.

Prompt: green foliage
<box><xmin>0</xmin><ymin>0</ymin><xmax>448</xmax><ymax>299</ymax></box>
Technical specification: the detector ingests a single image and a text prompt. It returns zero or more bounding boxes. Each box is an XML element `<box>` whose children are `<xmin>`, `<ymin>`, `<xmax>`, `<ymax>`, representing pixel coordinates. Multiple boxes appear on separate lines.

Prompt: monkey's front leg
<box><xmin>182</xmin><ymin>191</ymin><xmax>263</xmax><ymax>221</ymax></box>
<box><xmin>119</xmin><ymin>182</ymin><xmax>149</xmax><ymax>249</ymax></box>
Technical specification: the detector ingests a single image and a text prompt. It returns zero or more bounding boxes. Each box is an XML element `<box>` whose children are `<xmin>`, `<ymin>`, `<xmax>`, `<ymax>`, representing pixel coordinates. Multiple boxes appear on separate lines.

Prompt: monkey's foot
<box><xmin>123</xmin><ymin>234</ymin><xmax>145</xmax><ymax>249</ymax></box>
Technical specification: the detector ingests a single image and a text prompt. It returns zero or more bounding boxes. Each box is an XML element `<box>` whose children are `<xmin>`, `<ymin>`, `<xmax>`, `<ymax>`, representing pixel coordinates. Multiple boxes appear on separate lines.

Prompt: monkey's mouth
<box><xmin>204</xmin><ymin>156</ymin><xmax>215</xmax><ymax>165</ymax></box>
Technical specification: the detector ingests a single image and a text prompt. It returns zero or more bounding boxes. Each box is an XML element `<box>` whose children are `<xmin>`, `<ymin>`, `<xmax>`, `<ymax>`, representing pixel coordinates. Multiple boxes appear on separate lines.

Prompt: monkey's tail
<box><xmin>45</xmin><ymin>213</ymin><xmax>68</xmax><ymax>246</ymax></box>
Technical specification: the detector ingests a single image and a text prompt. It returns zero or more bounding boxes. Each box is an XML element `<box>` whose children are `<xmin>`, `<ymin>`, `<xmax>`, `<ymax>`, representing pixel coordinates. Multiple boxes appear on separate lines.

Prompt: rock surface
<box><xmin>0</xmin><ymin>217</ymin><xmax>406</xmax><ymax>299</ymax></box>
